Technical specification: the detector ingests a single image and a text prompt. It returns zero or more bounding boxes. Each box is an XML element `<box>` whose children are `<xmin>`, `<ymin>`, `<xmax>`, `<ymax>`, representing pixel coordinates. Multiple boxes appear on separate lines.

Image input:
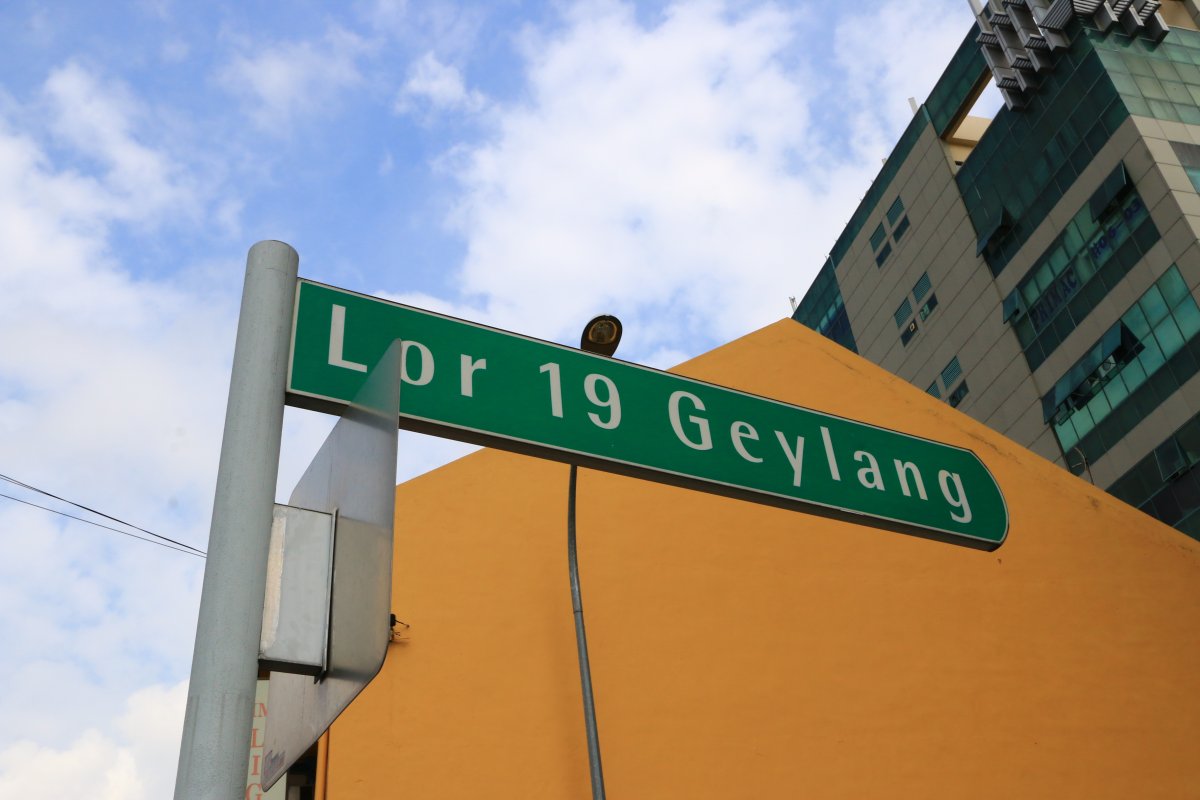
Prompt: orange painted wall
<box><xmin>321</xmin><ymin>320</ymin><xmax>1200</xmax><ymax>798</ymax></box>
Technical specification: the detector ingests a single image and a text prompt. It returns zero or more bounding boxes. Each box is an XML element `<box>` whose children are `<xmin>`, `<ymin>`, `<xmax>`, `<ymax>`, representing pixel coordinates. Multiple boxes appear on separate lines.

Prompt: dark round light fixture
<box><xmin>580</xmin><ymin>315</ymin><xmax>622</xmax><ymax>357</ymax></box>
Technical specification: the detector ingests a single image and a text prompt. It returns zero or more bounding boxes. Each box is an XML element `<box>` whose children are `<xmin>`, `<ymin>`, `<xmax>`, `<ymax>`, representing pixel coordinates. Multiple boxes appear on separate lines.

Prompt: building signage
<box><xmin>288</xmin><ymin>280</ymin><xmax>1008</xmax><ymax>548</ymax></box>
<box><xmin>1087</xmin><ymin>193</ymin><xmax>1145</xmax><ymax>263</ymax></box>
<box><xmin>1028</xmin><ymin>194</ymin><xmax>1146</xmax><ymax>333</ymax></box>
<box><xmin>247</xmin><ymin>681</ymin><xmax>286</xmax><ymax>800</ymax></box>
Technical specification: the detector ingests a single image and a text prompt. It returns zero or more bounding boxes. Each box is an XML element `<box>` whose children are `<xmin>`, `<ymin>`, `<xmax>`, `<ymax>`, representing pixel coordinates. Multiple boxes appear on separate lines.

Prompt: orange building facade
<box><xmin>309</xmin><ymin>320</ymin><xmax>1200</xmax><ymax>798</ymax></box>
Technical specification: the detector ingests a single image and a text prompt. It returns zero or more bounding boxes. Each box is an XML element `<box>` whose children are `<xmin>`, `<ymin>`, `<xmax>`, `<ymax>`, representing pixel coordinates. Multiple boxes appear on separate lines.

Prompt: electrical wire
<box><xmin>0</xmin><ymin>472</ymin><xmax>205</xmax><ymax>555</ymax></box>
<box><xmin>0</xmin><ymin>491</ymin><xmax>206</xmax><ymax>558</ymax></box>
<box><xmin>0</xmin><ymin>474</ymin><xmax>206</xmax><ymax>558</ymax></box>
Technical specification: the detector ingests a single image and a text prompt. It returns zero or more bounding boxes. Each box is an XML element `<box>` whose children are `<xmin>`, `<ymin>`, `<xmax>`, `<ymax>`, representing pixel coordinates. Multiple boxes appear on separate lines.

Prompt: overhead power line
<box><xmin>0</xmin><ymin>473</ymin><xmax>206</xmax><ymax>558</ymax></box>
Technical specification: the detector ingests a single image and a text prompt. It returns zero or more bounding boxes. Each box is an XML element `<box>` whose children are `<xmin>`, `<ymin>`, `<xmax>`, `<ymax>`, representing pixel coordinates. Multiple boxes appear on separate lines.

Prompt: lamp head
<box><xmin>580</xmin><ymin>315</ymin><xmax>622</xmax><ymax>357</ymax></box>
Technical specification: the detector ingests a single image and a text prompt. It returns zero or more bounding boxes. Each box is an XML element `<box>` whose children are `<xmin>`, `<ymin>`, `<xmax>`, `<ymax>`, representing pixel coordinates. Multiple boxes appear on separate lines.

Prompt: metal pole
<box><xmin>174</xmin><ymin>241</ymin><xmax>299</xmax><ymax>800</ymax></box>
<box><xmin>568</xmin><ymin>464</ymin><xmax>606</xmax><ymax>800</ymax></box>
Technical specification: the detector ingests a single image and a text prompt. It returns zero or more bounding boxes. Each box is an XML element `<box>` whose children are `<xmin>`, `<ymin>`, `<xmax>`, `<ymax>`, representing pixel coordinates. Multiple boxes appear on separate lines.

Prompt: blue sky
<box><xmin>0</xmin><ymin>1</ymin><xmax>995</xmax><ymax>795</ymax></box>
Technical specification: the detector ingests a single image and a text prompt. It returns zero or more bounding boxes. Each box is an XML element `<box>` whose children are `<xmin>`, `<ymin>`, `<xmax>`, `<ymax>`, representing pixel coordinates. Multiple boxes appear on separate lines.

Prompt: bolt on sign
<box><xmin>287</xmin><ymin>280</ymin><xmax>1008</xmax><ymax>548</ymax></box>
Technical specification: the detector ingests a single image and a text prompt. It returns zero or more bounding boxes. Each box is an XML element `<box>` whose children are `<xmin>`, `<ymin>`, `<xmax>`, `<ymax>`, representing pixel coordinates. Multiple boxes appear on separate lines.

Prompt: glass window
<box><xmin>1179</xmin><ymin>419</ymin><xmax>1200</xmax><ymax>463</ymax></box>
<box><xmin>1149</xmin><ymin>98</ymin><xmax>1179</xmax><ymax>121</ymax></box>
<box><xmin>1165</xmin><ymin>81</ymin><xmax>1192</xmax><ymax>105</ymax></box>
<box><xmin>1047</xmin><ymin>245</ymin><xmax>1069</xmax><ymax>274</ymax></box>
<box><xmin>1124</xmin><ymin>303</ymin><xmax>1150</xmax><ymax>339</ymax></box>
<box><xmin>948</xmin><ymin>380</ymin><xmax>970</xmax><ymax>408</ymax></box>
<box><xmin>1133</xmin><ymin>217</ymin><xmax>1161</xmax><ymax>252</ymax></box>
<box><xmin>1063</xmin><ymin>221</ymin><xmax>1084</xmax><ymax>253</ymax></box>
<box><xmin>894</xmin><ymin>298</ymin><xmax>913</xmax><ymax>328</ymax></box>
<box><xmin>1075</xmin><ymin>251</ymin><xmax>1097</xmax><ymax>283</ymax></box>
<box><xmin>1158</xmin><ymin>266</ymin><xmax>1189</xmax><ymax>309</ymax></box>
<box><xmin>1053</xmin><ymin>312</ymin><xmax>1074</xmax><ymax>342</ymax></box>
<box><xmin>1135</xmin><ymin>73</ymin><xmax>1169</xmax><ymax>99</ymax></box>
<box><xmin>919</xmin><ymin>294</ymin><xmax>939</xmax><ymax>321</ymax></box>
<box><xmin>1185</xmin><ymin>166</ymin><xmax>1200</xmax><ymax>193</ymax></box>
<box><xmin>941</xmin><ymin>357</ymin><xmax>963</xmax><ymax>387</ymax></box>
<box><xmin>1151</xmin><ymin>57</ymin><xmax>1182</xmax><ymax>83</ymax></box>
<box><xmin>1123</xmin><ymin>358</ymin><xmax>1148</xmax><ymax>393</ymax></box>
<box><xmin>1034</xmin><ymin>261</ymin><xmax>1054</xmax><ymax>293</ymax></box>
<box><xmin>1156</xmin><ymin>315</ymin><xmax>1185</xmax><ymax>357</ymax></box>
<box><xmin>913</xmin><ymin>272</ymin><xmax>932</xmax><ymax>302</ymax></box>
<box><xmin>1087</xmin><ymin>390</ymin><xmax>1112</xmax><ymax>420</ymax></box>
<box><xmin>1022</xmin><ymin>280</ymin><xmax>1041</xmax><ymax>308</ymax></box>
<box><xmin>1140</xmin><ymin>336</ymin><xmax>1167</xmax><ymax>375</ymax></box>
<box><xmin>1125</xmin><ymin>52</ymin><xmax>1155</xmax><ymax>78</ymax></box>
<box><xmin>1015</xmin><ymin>317</ymin><xmax>1036</xmax><ymax>348</ymax></box>
<box><xmin>869</xmin><ymin>223</ymin><xmax>887</xmax><ymax>252</ymax></box>
<box><xmin>1176</xmin><ymin>299</ymin><xmax>1200</xmax><ymax>339</ymax></box>
<box><xmin>892</xmin><ymin>216</ymin><xmax>911</xmax><ymax>242</ymax></box>
<box><xmin>1058</xmin><ymin>422</ymin><xmax>1080</xmax><ymax>454</ymax></box>
<box><xmin>1140</xmin><ymin>284</ymin><xmax>1169</xmax><ymax>326</ymax></box>
<box><xmin>886</xmin><ymin>197</ymin><xmax>905</xmax><ymax>226</ymax></box>
<box><xmin>1170</xmin><ymin>345</ymin><xmax>1198</xmax><ymax>386</ymax></box>
<box><xmin>1110</xmin><ymin>72</ymin><xmax>1139</xmax><ymax>95</ymax></box>
<box><xmin>1106</xmin><ymin>374</ymin><xmax>1131</xmax><ymax>407</ymax></box>
<box><xmin>1073</xmin><ymin>405</ymin><xmax>1096</xmax><ymax>439</ymax></box>
<box><xmin>1124</xmin><ymin>95</ymin><xmax>1151</xmax><ymax>116</ymax></box>
<box><xmin>875</xmin><ymin>243</ymin><xmax>892</xmax><ymax>267</ymax></box>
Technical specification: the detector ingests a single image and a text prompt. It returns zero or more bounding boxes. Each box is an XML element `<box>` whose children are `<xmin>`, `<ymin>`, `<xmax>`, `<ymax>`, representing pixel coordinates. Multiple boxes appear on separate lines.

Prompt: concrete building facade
<box><xmin>794</xmin><ymin>0</ymin><xmax>1200</xmax><ymax>535</ymax></box>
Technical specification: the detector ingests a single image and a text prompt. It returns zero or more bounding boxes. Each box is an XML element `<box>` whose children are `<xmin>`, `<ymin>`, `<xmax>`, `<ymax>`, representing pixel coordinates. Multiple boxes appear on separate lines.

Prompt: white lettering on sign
<box><xmin>774</xmin><ymin>431</ymin><xmax>805</xmax><ymax>487</ymax></box>
<box><xmin>656</xmin><ymin>405</ymin><xmax>976</xmax><ymax>526</ymax></box>
<box><xmin>300</xmin><ymin>284</ymin><xmax>1003</xmax><ymax>542</ymax></box>
<box><xmin>730</xmin><ymin>421</ymin><xmax>762</xmax><ymax>463</ymax></box>
<box><xmin>460</xmin><ymin>355</ymin><xmax>486</xmax><ymax>397</ymax></box>
<box><xmin>328</xmin><ymin>305</ymin><xmax>367</xmax><ymax>372</ymax></box>
<box><xmin>668</xmin><ymin>391</ymin><xmax>713</xmax><ymax>450</ymax></box>
<box><xmin>820</xmin><ymin>426</ymin><xmax>840</xmax><ymax>482</ymax></box>
<box><xmin>317</xmin><ymin>300</ymin><xmax>983</xmax><ymax>529</ymax></box>
<box><xmin>894</xmin><ymin>460</ymin><xmax>927</xmax><ymax>500</ymax></box>
<box><xmin>939</xmin><ymin>470</ymin><xmax>972</xmax><ymax>523</ymax></box>
<box><xmin>400</xmin><ymin>341</ymin><xmax>434</xmax><ymax>386</ymax></box>
<box><xmin>539</xmin><ymin>362</ymin><xmax>564</xmax><ymax>418</ymax></box>
<box><xmin>584</xmin><ymin>374</ymin><xmax>621</xmax><ymax>429</ymax></box>
<box><xmin>855</xmin><ymin>450</ymin><xmax>885</xmax><ymax>491</ymax></box>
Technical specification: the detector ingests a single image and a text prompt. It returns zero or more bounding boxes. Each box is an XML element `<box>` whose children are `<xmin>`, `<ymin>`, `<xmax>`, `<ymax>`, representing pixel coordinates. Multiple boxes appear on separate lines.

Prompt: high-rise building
<box><xmin>794</xmin><ymin>0</ymin><xmax>1200</xmax><ymax>536</ymax></box>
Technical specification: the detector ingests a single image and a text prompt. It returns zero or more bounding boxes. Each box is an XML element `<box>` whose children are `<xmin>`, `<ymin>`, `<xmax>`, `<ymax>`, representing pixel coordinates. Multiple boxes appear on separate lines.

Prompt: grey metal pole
<box><xmin>568</xmin><ymin>464</ymin><xmax>606</xmax><ymax>800</ymax></box>
<box><xmin>174</xmin><ymin>241</ymin><xmax>299</xmax><ymax>800</ymax></box>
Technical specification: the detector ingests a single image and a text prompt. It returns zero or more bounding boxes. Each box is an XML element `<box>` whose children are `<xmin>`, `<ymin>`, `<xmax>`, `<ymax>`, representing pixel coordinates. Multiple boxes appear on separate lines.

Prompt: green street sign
<box><xmin>288</xmin><ymin>279</ymin><xmax>1008</xmax><ymax>548</ymax></box>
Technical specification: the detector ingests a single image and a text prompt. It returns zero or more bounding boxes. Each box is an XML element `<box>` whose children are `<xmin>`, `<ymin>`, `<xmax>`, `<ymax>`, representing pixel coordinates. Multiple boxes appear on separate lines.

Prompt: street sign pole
<box><xmin>174</xmin><ymin>241</ymin><xmax>299</xmax><ymax>800</ymax></box>
<box><xmin>568</xmin><ymin>465</ymin><xmax>606</xmax><ymax>800</ymax></box>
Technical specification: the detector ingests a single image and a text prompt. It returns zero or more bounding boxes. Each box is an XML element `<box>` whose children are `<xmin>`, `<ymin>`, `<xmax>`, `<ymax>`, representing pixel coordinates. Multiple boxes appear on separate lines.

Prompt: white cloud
<box><xmin>396</xmin><ymin>52</ymin><xmax>488</xmax><ymax>115</ymax></box>
<box><xmin>219</xmin><ymin>27</ymin><xmax>368</xmax><ymax>130</ymax></box>
<box><xmin>41</xmin><ymin>62</ymin><xmax>200</xmax><ymax>225</ymax></box>
<box><xmin>0</xmin><ymin>680</ymin><xmax>187</xmax><ymax>800</ymax></box>
<box><xmin>441</xmin><ymin>1</ymin><xmax>829</xmax><ymax>358</ymax></box>
<box><xmin>358</xmin><ymin>0</ymin><xmax>484</xmax><ymax>59</ymax></box>
<box><xmin>0</xmin><ymin>62</ymin><xmax>237</xmax><ymax>756</ymax></box>
<box><xmin>427</xmin><ymin>0</ymin><xmax>974</xmax><ymax>364</ymax></box>
<box><xmin>161</xmin><ymin>39</ymin><xmax>190</xmax><ymax>64</ymax></box>
<box><xmin>832</xmin><ymin>0</ymin><xmax>973</xmax><ymax>153</ymax></box>
<box><xmin>356</xmin><ymin>0</ymin><xmax>409</xmax><ymax>34</ymax></box>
